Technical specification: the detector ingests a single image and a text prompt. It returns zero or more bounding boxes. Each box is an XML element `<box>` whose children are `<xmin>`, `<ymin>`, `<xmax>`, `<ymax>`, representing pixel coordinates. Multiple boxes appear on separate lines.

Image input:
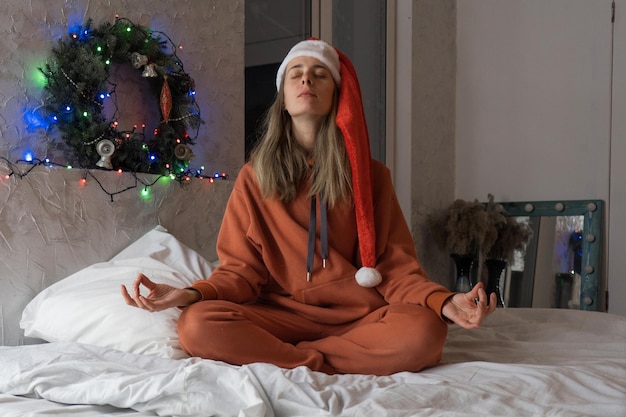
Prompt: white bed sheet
<box><xmin>0</xmin><ymin>394</ymin><xmax>156</xmax><ymax>417</ymax></box>
<box><xmin>0</xmin><ymin>308</ymin><xmax>625</xmax><ymax>417</ymax></box>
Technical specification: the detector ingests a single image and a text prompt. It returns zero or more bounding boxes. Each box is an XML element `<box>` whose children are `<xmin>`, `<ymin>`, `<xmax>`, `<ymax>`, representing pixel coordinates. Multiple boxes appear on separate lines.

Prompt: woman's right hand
<box><xmin>121</xmin><ymin>273</ymin><xmax>201</xmax><ymax>312</ymax></box>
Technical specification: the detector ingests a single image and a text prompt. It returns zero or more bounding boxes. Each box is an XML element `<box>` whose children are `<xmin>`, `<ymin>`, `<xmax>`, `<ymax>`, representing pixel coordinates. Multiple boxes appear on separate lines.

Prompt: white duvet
<box><xmin>1</xmin><ymin>308</ymin><xmax>625</xmax><ymax>417</ymax></box>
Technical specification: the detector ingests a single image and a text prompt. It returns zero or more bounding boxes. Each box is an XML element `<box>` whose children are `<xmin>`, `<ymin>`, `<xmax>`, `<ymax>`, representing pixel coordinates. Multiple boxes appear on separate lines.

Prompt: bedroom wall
<box><xmin>0</xmin><ymin>0</ymin><xmax>243</xmax><ymax>344</ymax></box>
<box><xmin>2</xmin><ymin>0</ymin><xmax>621</xmax><ymax>349</ymax></box>
<box><xmin>455</xmin><ymin>0</ymin><xmax>625</xmax><ymax>315</ymax></box>
<box><xmin>610</xmin><ymin>1</ymin><xmax>626</xmax><ymax>317</ymax></box>
<box><xmin>0</xmin><ymin>168</ymin><xmax>233</xmax><ymax>345</ymax></box>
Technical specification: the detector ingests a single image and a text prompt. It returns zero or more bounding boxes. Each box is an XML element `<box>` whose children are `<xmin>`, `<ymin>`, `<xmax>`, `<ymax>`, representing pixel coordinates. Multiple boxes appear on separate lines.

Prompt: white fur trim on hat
<box><xmin>275</xmin><ymin>39</ymin><xmax>341</xmax><ymax>90</ymax></box>
<box><xmin>355</xmin><ymin>267</ymin><xmax>382</xmax><ymax>288</ymax></box>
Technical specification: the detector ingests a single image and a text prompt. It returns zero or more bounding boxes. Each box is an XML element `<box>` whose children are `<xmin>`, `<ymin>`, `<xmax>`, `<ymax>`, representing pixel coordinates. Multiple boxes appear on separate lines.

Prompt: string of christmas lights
<box><xmin>0</xmin><ymin>155</ymin><xmax>228</xmax><ymax>202</ymax></box>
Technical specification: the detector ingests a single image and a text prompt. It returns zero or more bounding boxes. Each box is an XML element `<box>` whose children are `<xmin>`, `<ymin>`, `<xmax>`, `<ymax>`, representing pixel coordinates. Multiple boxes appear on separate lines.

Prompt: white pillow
<box><xmin>20</xmin><ymin>226</ymin><xmax>214</xmax><ymax>359</ymax></box>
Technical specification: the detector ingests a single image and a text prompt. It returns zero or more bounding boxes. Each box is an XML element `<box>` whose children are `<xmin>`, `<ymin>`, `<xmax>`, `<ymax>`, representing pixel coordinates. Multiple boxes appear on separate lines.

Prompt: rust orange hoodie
<box><xmin>191</xmin><ymin>161</ymin><xmax>453</xmax><ymax>325</ymax></box>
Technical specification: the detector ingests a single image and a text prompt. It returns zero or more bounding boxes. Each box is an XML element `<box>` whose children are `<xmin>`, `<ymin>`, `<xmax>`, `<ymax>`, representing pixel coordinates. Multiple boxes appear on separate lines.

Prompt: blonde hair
<box><xmin>250</xmin><ymin>86</ymin><xmax>352</xmax><ymax>206</ymax></box>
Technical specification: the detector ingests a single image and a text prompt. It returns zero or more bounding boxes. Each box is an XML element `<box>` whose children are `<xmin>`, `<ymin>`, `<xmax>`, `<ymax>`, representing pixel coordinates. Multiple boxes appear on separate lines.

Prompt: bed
<box><xmin>0</xmin><ymin>226</ymin><xmax>624</xmax><ymax>417</ymax></box>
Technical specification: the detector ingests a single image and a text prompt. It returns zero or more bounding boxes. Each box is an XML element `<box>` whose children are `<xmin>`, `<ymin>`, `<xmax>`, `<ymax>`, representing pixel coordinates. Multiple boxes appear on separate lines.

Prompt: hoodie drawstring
<box><xmin>306</xmin><ymin>193</ymin><xmax>328</xmax><ymax>282</ymax></box>
<box><xmin>320</xmin><ymin>194</ymin><xmax>328</xmax><ymax>268</ymax></box>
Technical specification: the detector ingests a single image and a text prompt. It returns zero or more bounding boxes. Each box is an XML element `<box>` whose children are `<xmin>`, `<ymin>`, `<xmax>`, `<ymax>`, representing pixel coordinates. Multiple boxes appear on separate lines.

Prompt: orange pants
<box><xmin>177</xmin><ymin>300</ymin><xmax>448</xmax><ymax>376</ymax></box>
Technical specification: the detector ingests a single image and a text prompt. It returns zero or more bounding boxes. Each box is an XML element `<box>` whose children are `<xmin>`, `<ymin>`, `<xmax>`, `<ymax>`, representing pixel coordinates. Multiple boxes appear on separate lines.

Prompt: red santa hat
<box><xmin>276</xmin><ymin>39</ymin><xmax>382</xmax><ymax>288</ymax></box>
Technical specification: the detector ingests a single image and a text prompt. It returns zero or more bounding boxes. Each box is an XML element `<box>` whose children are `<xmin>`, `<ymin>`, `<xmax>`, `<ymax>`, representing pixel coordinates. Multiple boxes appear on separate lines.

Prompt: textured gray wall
<box><xmin>0</xmin><ymin>168</ymin><xmax>233</xmax><ymax>345</ymax></box>
<box><xmin>0</xmin><ymin>0</ymin><xmax>243</xmax><ymax>345</ymax></box>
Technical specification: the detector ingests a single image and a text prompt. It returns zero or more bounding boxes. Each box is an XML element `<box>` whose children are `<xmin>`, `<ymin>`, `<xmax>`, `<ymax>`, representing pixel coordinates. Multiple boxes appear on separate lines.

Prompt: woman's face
<box><xmin>283</xmin><ymin>56</ymin><xmax>336</xmax><ymax>122</ymax></box>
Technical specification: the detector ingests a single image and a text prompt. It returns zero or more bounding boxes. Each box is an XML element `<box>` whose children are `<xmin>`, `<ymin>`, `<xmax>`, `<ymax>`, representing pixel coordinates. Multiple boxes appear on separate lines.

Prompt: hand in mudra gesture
<box><xmin>121</xmin><ymin>273</ymin><xmax>200</xmax><ymax>312</ymax></box>
<box><xmin>441</xmin><ymin>282</ymin><xmax>497</xmax><ymax>329</ymax></box>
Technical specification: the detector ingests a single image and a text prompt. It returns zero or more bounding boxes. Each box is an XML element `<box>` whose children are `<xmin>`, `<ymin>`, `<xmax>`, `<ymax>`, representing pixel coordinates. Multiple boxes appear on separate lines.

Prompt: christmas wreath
<box><xmin>39</xmin><ymin>17</ymin><xmax>203</xmax><ymax>174</ymax></box>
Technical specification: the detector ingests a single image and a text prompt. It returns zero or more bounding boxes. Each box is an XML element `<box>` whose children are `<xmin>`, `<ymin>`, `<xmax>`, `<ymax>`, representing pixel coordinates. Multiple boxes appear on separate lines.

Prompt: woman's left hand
<box><xmin>441</xmin><ymin>282</ymin><xmax>497</xmax><ymax>329</ymax></box>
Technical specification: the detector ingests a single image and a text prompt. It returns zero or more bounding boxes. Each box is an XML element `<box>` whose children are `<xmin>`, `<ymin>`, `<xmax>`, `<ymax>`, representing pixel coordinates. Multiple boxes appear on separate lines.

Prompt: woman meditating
<box><xmin>121</xmin><ymin>39</ymin><xmax>496</xmax><ymax>375</ymax></box>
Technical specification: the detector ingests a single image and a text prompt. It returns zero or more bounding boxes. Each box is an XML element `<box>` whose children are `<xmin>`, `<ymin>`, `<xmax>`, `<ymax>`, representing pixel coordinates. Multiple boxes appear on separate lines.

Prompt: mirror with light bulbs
<box><xmin>495</xmin><ymin>200</ymin><xmax>603</xmax><ymax>311</ymax></box>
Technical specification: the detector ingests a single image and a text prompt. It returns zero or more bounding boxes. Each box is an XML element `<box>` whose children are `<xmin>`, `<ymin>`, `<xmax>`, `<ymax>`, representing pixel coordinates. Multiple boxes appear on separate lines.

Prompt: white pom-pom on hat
<box><xmin>355</xmin><ymin>267</ymin><xmax>382</xmax><ymax>288</ymax></box>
